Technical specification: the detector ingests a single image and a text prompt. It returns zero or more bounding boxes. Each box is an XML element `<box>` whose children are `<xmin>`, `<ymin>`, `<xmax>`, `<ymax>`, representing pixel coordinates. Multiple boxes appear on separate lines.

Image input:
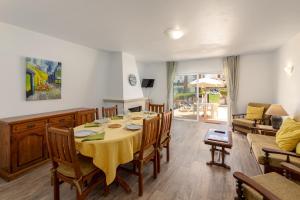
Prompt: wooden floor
<box><xmin>0</xmin><ymin>120</ymin><xmax>261</xmax><ymax>200</ymax></box>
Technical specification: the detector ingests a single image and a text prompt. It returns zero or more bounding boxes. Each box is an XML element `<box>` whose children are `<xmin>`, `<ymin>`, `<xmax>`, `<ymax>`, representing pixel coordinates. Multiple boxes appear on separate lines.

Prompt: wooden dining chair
<box><xmin>46</xmin><ymin>125</ymin><xmax>105</xmax><ymax>200</ymax></box>
<box><xmin>102</xmin><ymin>105</ymin><xmax>118</xmax><ymax>118</ymax></box>
<box><xmin>131</xmin><ymin>115</ymin><xmax>160</xmax><ymax>196</ymax></box>
<box><xmin>76</xmin><ymin>108</ymin><xmax>99</xmax><ymax>126</ymax></box>
<box><xmin>157</xmin><ymin>111</ymin><xmax>173</xmax><ymax>173</ymax></box>
<box><xmin>149</xmin><ymin>103</ymin><xmax>165</xmax><ymax>113</ymax></box>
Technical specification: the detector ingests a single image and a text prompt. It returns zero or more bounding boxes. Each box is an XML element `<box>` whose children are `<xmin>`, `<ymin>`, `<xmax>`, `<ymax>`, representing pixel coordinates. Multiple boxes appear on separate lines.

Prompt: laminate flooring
<box><xmin>0</xmin><ymin>120</ymin><xmax>261</xmax><ymax>200</ymax></box>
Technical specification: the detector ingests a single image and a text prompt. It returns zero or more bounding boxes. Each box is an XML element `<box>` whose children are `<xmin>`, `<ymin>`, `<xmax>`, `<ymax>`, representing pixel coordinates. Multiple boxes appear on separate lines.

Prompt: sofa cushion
<box><xmin>243</xmin><ymin>172</ymin><xmax>300</xmax><ymax>200</ymax></box>
<box><xmin>247</xmin><ymin>134</ymin><xmax>300</xmax><ymax>168</ymax></box>
<box><xmin>233</xmin><ymin>118</ymin><xmax>255</xmax><ymax>128</ymax></box>
<box><xmin>297</xmin><ymin>142</ymin><xmax>300</xmax><ymax>154</ymax></box>
<box><xmin>248</xmin><ymin>102</ymin><xmax>271</xmax><ymax>114</ymax></box>
<box><xmin>246</xmin><ymin>106</ymin><xmax>264</xmax><ymax>120</ymax></box>
<box><xmin>276</xmin><ymin>118</ymin><xmax>300</xmax><ymax>151</ymax></box>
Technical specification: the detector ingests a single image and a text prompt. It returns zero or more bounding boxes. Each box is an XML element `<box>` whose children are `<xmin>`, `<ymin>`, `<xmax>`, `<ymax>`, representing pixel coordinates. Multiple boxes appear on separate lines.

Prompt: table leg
<box><xmin>221</xmin><ymin>147</ymin><xmax>225</xmax><ymax>165</ymax></box>
<box><xmin>207</xmin><ymin>145</ymin><xmax>215</xmax><ymax>166</ymax></box>
<box><xmin>206</xmin><ymin>146</ymin><xmax>231</xmax><ymax>169</ymax></box>
<box><xmin>115</xmin><ymin>174</ymin><xmax>132</xmax><ymax>193</ymax></box>
<box><xmin>221</xmin><ymin>147</ymin><xmax>230</xmax><ymax>170</ymax></box>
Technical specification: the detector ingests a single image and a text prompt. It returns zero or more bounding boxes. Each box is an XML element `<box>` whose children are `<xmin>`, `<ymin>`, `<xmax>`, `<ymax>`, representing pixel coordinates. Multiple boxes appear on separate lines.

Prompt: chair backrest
<box><xmin>248</xmin><ymin>102</ymin><xmax>271</xmax><ymax>116</ymax></box>
<box><xmin>160</xmin><ymin>111</ymin><xmax>173</xmax><ymax>143</ymax></box>
<box><xmin>102</xmin><ymin>105</ymin><xmax>118</xmax><ymax>118</ymax></box>
<box><xmin>139</xmin><ymin>116</ymin><xmax>160</xmax><ymax>159</ymax></box>
<box><xmin>149</xmin><ymin>103</ymin><xmax>165</xmax><ymax>113</ymax></box>
<box><xmin>76</xmin><ymin>108</ymin><xmax>99</xmax><ymax>126</ymax></box>
<box><xmin>248</xmin><ymin>102</ymin><xmax>271</xmax><ymax>124</ymax></box>
<box><xmin>46</xmin><ymin>125</ymin><xmax>82</xmax><ymax>178</ymax></box>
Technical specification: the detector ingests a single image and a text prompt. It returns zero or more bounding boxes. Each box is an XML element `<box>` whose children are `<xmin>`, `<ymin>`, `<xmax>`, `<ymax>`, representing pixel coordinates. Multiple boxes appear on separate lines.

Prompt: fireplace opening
<box><xmin>128</xmin><ymin>106</ymin><xmax>142</xmax><ymax>112</ymax></box>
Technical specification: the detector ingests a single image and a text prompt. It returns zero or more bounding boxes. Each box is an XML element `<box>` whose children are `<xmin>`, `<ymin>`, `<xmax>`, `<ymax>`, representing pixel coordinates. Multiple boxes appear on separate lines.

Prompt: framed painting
<box><xmin>26</xmin><ymin>57</ymin><xmax>62</xmax><ymax>101</ymax></box>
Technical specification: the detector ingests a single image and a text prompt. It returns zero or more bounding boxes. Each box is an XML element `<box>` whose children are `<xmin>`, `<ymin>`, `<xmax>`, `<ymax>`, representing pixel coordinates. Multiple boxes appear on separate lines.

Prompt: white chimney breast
<box><xmin>121</xmin><ymin>52</ymin><xmax>144</xmax><ymax>100</ymax></box>
<box><xmin>104</xmin><ymin>52</ymin><xmax>145</xmax><ymax>114</ymax></box>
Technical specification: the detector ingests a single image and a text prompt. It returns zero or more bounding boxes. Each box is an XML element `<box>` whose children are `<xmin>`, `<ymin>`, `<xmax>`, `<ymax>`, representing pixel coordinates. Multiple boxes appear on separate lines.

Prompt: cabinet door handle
<box><xmin>27</xmin><ymin>124</ymin><xmax>35</xmax><ymax>128</ymax></box>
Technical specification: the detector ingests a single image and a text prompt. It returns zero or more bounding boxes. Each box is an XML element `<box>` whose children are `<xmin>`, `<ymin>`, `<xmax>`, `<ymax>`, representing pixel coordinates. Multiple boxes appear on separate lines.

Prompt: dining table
<box><xmin>74</xmin><ymin>111</ymin><xmax>157</xmax><ymax>192</ymax></box>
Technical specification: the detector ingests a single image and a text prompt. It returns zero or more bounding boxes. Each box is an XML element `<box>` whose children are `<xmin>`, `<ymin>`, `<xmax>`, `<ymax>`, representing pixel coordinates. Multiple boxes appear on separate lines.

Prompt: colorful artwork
<box><xmin>26</xmin><ymin>57</ymin><xmax>62</xmax><ymax>101</ymax></box>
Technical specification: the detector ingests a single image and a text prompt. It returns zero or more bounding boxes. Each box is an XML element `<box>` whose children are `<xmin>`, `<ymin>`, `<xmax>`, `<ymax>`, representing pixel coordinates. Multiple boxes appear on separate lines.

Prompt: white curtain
<box><xmin>166</xmin><ymin>61</ymin><xmax>177</xmax><ymax>110</ymax></box>
<box><xmin>223</xmin><ymin>56</ymin><xmax>239</xmax><ymax>124</ymax></box>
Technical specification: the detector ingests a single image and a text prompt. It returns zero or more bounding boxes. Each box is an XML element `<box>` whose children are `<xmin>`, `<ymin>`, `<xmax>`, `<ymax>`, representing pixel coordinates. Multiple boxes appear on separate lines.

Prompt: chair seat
<box><xmin>233</xmin><ymin>118</ymin><xmax>255</xmax><ymax>128</ymax></box>
<box><xmin>243</xmin><ymin>172</ymin><xmax>300</xmax><ymax>200</ymax></box>
<box><xmin>247</xmin><ymin>134</ymin><xmax>300</xmax><ymax>168</ymax></box>
<box><xmin>57</xmin><ymin>155</ymin><xmax>97</xmax><ymax>178</ymax></box>
<box><xmin>134</xmin><ymin>146</ymin><xmax>155</xmax><ymax>160</ymax></box>
<box><xmin>160</xmin><ymin>134</ymin><xmax>170</xmax><ymax>146</ymax></box>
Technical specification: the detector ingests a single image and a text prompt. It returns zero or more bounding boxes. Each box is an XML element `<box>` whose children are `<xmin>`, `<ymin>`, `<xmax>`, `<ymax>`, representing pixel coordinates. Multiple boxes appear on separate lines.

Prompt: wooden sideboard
<box><xmin>0</xmin><ymin>108</ymin><xmax>98</xmax><ymax>181</ymax></box>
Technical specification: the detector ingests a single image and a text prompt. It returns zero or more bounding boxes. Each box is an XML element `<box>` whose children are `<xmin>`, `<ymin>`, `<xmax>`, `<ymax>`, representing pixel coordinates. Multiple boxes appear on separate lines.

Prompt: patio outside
<box><xmin>173</xmin><ymin>74</ymin><xmax>228</xmax><ymax>123</ymax></box>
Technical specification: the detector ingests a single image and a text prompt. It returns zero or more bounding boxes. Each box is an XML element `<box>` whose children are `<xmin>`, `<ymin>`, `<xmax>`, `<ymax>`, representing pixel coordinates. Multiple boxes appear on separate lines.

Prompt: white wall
<box><xmin>274</xmin><ymin>32</ymin><xmax>300</xmax><ymax>119</ymax></box>
<box><xmin>105</xmin><ymin>52</ymin><xmax>123</xmax><ymax>100</ymax></box>
<box><xmin>176</xmin><ymin>58</ymin><xmax>223</xmax><ymax>74</ymax></box>
<box><xmin>137</xmin><ymin>62</ymin><xmax>167</xmax><ymax>105</ymax></box>
<box><xmin>237</xmin><ymin>52</ymin><xmax>276</xmax><ymax>113</ymax></box>
<box><xmin>121</xmin><ymin>53</ymin><xmax>144</xmax><ymax>100</ymax></box>
<box><xmin>0</xmin><ymin>22</ymin><xmax>111</xmax><ymax>118</ymax></box>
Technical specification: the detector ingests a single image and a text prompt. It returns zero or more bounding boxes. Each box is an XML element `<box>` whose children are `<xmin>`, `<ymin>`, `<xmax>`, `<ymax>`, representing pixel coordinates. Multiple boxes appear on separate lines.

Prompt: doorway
<box><xmin>173</xmin><ymin>73</ymin><xmax>228</xmax><ymax>123</ymax></box>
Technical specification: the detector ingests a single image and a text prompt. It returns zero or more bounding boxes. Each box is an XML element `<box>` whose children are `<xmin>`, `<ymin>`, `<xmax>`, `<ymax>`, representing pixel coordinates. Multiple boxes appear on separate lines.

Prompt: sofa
<box><xmin>247</xmin><ymin>133</ymin><xmax>300</xmax><ymax>175</ymax></box>
<box><xmin>232</xmin><ymin>102</ymin><xmax>271</xmax><ymax>134</ymax></box>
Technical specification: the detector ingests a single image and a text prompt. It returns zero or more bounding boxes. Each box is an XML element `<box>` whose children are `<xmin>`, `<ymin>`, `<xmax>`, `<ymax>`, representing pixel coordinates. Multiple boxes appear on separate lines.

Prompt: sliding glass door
<box><xmin>173</xmin><ymin>73</ymin><xmax>228</xmax><ymax>122</ymax></box>
<box><xmin>173</xmin><ymin>74</ymin><xmax>198</xmax><ymax>120</ymax></box>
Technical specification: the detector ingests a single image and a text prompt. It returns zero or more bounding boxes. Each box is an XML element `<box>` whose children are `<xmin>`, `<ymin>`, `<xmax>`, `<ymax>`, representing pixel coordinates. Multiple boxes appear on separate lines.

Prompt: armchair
<box><xmin>232</xmin><ymin>102</ymin><xmax>271</xmax><ymax>134</ymax></box>
<box><xmin>233</xmin><ymin>162</ymin><xmax>300</xmax><ymax>200</ymax></box>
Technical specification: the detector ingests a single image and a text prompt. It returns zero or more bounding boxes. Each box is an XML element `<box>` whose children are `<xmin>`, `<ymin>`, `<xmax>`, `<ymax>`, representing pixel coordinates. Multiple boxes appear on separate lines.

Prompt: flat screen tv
<box><xmin>141</xmin><ymin>79</ymin><xmax>155</xmax><ymax>88</ymax></box>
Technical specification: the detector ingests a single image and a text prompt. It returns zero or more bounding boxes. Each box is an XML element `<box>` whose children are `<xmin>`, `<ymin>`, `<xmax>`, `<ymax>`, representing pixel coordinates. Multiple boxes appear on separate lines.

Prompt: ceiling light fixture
<box><xmin>165</xmin><ymin>27</ymin><xmax>185</xmax><ymax>40</ymax></box>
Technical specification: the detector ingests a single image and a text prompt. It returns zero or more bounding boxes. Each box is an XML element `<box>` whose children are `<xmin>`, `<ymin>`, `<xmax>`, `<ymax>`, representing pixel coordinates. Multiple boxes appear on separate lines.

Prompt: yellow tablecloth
<box><xmin>74</xmin><ymin>112</ymin><xmax>154</xmax><ymax>185</ymax></box>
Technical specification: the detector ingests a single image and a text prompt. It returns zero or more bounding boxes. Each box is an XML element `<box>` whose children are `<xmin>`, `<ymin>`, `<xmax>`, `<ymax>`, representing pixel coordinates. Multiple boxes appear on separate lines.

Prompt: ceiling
<box><xmin>1</xmin><ymin>0</ymin><xmax>300</xmax><ymax>61</ymax></box>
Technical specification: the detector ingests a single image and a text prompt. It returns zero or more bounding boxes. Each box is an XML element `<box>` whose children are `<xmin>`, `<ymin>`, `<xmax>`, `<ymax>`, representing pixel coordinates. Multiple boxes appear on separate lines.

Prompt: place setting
<box><xmin>74</xmin><ymin>129</ymin><xmax>106</xmax><ymax>142</ymax></box>
<box><xmin>125</xmin><ymin>123</ymin><xmax>142</xmax><ymax>131</ymax></box>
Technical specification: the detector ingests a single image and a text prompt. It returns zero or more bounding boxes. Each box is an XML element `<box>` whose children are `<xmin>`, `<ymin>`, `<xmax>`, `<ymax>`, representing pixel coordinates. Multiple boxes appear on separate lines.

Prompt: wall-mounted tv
<box><xmin>141</xmin><ymin>79</ymin><xmax>155</xmax><ymax>88</ymax></box>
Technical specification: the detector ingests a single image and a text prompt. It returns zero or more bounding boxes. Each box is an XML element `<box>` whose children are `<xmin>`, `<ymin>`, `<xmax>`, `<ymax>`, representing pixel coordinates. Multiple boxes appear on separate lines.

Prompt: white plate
<box><xmin>126</xmin><ymin>124</ymin><xmax>142</xmax><ymax>130</ymax></box>
<box><xmin>74</xmin><ymin>130</ymin><xmax>97</xmax><ymax>138</ymax></box>
<box><xmin>94</xmin><ymin>118</ymin><xmax>109</xmax><ymax>124</ymax></box>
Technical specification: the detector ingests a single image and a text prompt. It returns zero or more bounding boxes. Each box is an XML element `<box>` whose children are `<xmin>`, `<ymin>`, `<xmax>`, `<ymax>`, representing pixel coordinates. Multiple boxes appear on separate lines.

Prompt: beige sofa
<box><xmin>247</xmin><ymin>133</ymin><xmax>300</xmax><ymax>174</ymax></box>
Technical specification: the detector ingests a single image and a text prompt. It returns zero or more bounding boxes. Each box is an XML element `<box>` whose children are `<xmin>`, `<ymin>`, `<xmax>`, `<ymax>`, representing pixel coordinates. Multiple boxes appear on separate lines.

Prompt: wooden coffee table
<box><xmin>204</xmin><ymin>129</ymin><xmax>232</xmax><ymax>169</ymax></box>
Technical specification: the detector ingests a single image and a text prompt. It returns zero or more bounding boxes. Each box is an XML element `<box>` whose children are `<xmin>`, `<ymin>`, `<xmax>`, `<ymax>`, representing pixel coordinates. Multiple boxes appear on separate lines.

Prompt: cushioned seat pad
<box><xmin>57</xmin><ymin>155</ymin><xmax>97</xmax><ymax>178</ymax></box>
<box><xmin>243</xmin><ymin>172</ymin><xmax>300</xmax><ymax>200</ymax></box>
<box><xmin>233</xmin><ymin>118</ymin><xmax>255</xmax><ymax>128</ymax></box>
<box><xmin>134</xmin><ymin>146</ymin><xmax>155</xmax><ymax>160</ymax></box>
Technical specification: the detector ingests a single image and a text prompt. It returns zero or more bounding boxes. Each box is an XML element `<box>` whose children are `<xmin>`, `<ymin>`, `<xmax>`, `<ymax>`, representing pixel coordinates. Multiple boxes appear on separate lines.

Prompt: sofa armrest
<box><xmin>262</xmin><ymin>147</ymin><xmax>300</xmax><ymax>158</ymax></box>
<box><xmin>281</xmin><ymin>162</ymin><xmax>300</xmax><ymax>176</ymax></box>
<box><xmin>233</xmin><ymin>172</ymin><xmax>280</xmax><ymax>200</ymax></box>
<box><xmin>232</xmin><ymin>113</ymin><xmax>246</xmax><ymax>119</ymax></box>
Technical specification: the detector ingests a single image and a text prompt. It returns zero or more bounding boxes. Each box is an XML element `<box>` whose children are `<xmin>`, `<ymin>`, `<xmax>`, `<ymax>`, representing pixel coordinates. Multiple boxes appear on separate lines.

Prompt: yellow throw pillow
<box><xmin>296</xmin><ymin>142</ymin><xmax>300</xmax><ymax>154</ymax></box>
<box><xmin>245</xmin><ymin>106</ymin><xmax>264</xmax><ymax>120</ymax></box>
<box><xmin>276</xmin><ymin>118</ymin><xmax>300</xmax><ymax>151</ymax></box>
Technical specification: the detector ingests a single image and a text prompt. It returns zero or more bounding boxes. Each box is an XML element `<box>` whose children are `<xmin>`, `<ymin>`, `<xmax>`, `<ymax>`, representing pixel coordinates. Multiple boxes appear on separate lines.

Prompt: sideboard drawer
<box><xmin>12</xmin><ymin>120</ymin><xmax>47</xmax><ymax>133</ymax></box>
<box><xmin>49</xmin><ymin>115</ymin><xmax>74</xmax><ymax>127</ymax></box>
